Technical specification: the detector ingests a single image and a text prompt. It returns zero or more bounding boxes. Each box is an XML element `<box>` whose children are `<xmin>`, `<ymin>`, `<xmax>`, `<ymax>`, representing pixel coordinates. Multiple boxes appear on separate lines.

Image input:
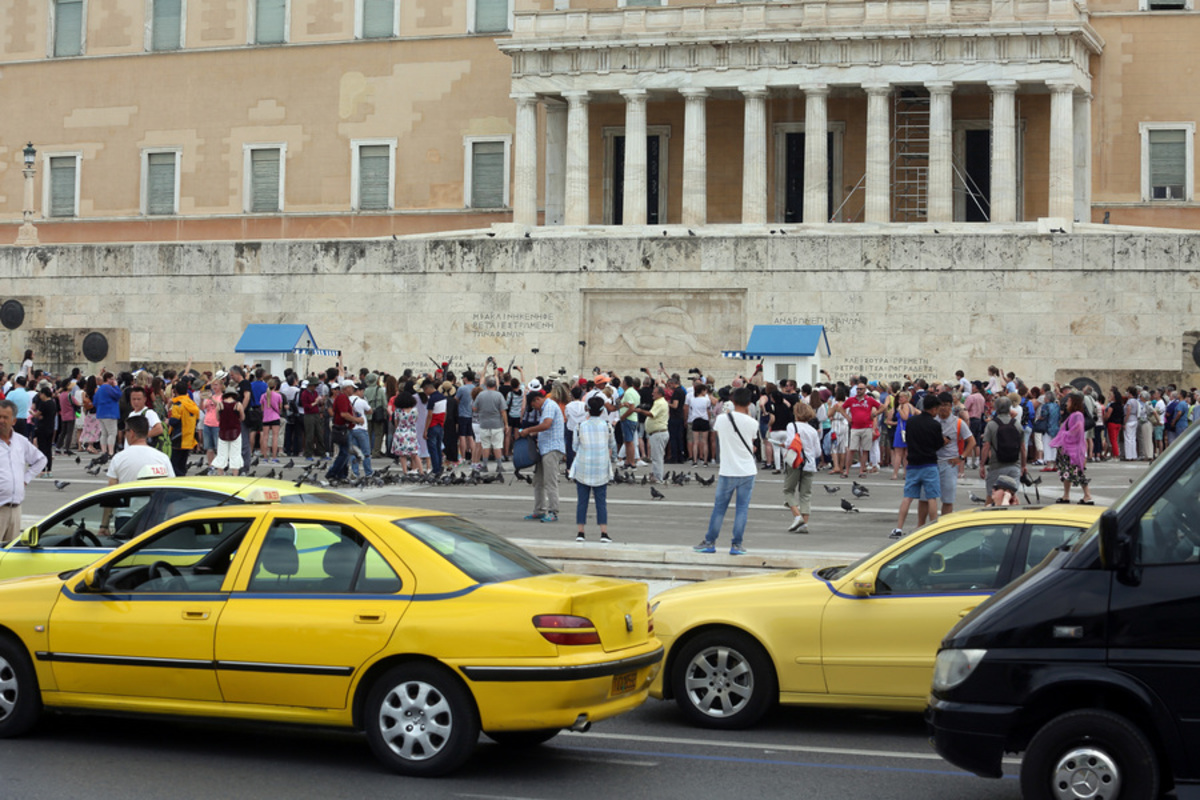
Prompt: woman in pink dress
<box><xmin>1049</xmin><ymin>392</ymin><xmax>1094</xmax><ymax>505</ymax></box>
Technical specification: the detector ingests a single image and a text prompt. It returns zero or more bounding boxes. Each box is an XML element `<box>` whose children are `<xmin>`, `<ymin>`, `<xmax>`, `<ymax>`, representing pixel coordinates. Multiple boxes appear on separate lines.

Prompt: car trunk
<box><xmin>512</xmin><ymin>573</ymin><xmax>651</xmax><ymax>654</ymax></box>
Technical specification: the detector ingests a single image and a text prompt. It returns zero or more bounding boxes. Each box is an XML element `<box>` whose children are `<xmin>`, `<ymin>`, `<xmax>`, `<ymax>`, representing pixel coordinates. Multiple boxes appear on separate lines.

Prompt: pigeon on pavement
<box><xmin>650</xmin><ymin>486</ymin><xmax>665</xmax><ymax>500</ymax></box>
<box><xmin>840</xmin><ymin>498</ymin><xmax>859</xmax><ymax>513</ymax></box>
<box><xmin>823</xmin><ymin>485</ymin><xmax>840</xmax><ymax>494</ymax></box>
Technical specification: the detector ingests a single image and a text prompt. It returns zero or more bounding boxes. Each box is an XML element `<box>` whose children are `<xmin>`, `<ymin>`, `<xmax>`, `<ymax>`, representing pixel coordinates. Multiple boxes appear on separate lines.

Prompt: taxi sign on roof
<box><xmin>247</xmin><ymin>488</ymin><xmax>282</xmax><ymax>503</ymax></box>
<box><xmin>136</xmin><ymin>465</ymin><xmax>171</xmax><ymax>480</ymax></box>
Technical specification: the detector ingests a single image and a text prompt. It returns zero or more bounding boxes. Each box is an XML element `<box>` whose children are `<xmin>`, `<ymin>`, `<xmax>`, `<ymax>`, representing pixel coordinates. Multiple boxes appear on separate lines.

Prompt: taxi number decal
<box><xmin>610</xmin><ymin>671</ymin><xmax>637</xmax><ymax>696</ymax></box>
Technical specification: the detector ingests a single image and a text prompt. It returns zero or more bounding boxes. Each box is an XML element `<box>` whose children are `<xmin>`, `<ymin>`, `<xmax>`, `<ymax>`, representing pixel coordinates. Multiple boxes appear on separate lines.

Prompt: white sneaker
<box><xmin>635</xmin><ymin>460</ymin><xmax>648</xmax><ymax>467</ymax></box>
<box><xmin>788</xmin><ymin>516</ymin><xmax>806</xmax><ymax>533</ymax></box>
<box><xmin>889</xmin><ymin>528</ymin><xmax>904</xmax><ymax>539</ymax></box>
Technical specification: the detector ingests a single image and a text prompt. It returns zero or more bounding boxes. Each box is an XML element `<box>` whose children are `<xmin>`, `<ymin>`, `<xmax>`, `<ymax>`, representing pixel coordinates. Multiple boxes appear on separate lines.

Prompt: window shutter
<box><xmin>49</xmin><ymin>157</ymin><xmax>77</xmax><ymax>218</ymax></box>
<box><xmin>358</xmin><ymin>145</ymin><xmax>390</xmax><ymax>210</ymax></box>
<box><xmin>362</xmin><ymin>0</ymin><xmax>394</xmax><ymax>38</ymax></box>
<box><xmin>471</xmin><ymin>142</ymin><xmax>505</xmax><ymax>208</ymax></box>
<box><xmin>1149</xmin><ymin>129</ymin><xmax>1187</xmax><ymax>200</ymax></box>
<box><xmin>152</xmin><ymin>0</ymin><xmax>183</xmax><ymax>50</ymax></box>
<box><xmin>147</xmin><ymin>152</ymin><xmax>177</xmax><ymax>215</ymax></box>
<box><xmin>474</xmin><ymin>0</ymin><xmax>509</xmax><ymax>33</ymax></box>
<box><xmin>54</xmin><ymin>0</ymin><xmax>84</xmax><ymax>57</ymax></box>
<box><xmin>256</xmin><ymin>0</ymin><xmax>286</xmax><ymax>43</ymax></box>
<box><xmin>250</xmin><ymin>149</ymin><xmax>281</xmax><ymax>213</ymax></box>
<box><xmin>624</xmin><ymin>0</ymin><xmax>661</xmax><ymax>6</ymax></box>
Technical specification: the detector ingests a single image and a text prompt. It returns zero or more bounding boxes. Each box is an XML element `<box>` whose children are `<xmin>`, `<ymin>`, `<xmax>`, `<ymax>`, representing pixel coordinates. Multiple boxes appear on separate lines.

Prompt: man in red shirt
<box><xmin>324</xmin><ymin>381</ymin><xmax>360</xmax><ymax>480</ymax></box>
<box><xmin>843</xmin><ymin>379</ymin><xmax>881</xmax><ymax>478</ymax></box>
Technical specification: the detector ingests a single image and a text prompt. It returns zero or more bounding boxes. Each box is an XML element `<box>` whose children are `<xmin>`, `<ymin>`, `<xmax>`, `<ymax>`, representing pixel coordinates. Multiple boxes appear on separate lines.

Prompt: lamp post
<box><xmin>15</xmin><ymin>142</ymin><xmax>38</xmax><ymax>246</ymax></box>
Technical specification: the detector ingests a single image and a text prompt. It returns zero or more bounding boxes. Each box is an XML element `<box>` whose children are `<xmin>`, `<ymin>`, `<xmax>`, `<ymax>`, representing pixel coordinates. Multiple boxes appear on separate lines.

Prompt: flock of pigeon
<box><xmin>822</xmin><ymin>480</ymin><xmax>872</xmax><ymax>513</ymax></box>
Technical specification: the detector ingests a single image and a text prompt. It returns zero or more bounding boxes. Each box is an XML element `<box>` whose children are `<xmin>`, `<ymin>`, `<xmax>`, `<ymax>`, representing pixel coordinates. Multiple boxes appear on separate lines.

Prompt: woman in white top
<box><xmin>783</xmin><ymin>402</ymin><xmax>823</xmax><ymax>533</ymax></box>
<box><xmin>686</xmin><ymin>383</ymin><xmax>713</xmax><ymax>466</ymax></box>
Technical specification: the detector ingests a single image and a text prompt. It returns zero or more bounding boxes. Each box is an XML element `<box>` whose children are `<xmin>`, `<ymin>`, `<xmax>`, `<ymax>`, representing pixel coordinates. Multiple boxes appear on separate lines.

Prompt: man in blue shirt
<box><xmin>93</xmin><ymin>372</ymin><xmax>124</xmax><ymax>457</ymax></box>
<box><xmin>5</xmin><ymin>377</ymin><xmax>31</xmax><ymax>437</ymax></box>
<box><xmin>516</xmin><ymin>390</ymin><xmax>565</xmax><ymax>523</ymax></box>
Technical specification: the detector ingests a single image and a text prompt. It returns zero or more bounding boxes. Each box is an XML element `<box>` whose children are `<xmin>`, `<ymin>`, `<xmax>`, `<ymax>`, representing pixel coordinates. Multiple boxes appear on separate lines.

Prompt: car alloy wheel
<box><xmin>671</xmin><ymin>630</ymin><xmax>775</xmax><ymax>729</ymax></box>
<box><xmin>0</xmin><ymin>637</ymin><xmax>41</xmax><ymax>738</ymax></box>
<box><xmin>1020</xmin><ymin>709</ymin><xmax>1159</xmax><ymax>800</ymax></box>
<box><xmin>0</xmin><ymin>655</ymin><xmax>18</xmax><ymax>721</ymax></box>
<box><xmin>365</xmin><ymin>663</ymin><xmax>479</xmax><ymax>776</ymax></box>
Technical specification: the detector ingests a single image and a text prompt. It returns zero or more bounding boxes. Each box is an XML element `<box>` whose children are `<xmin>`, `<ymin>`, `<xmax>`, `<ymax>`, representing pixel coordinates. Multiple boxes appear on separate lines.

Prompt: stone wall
<box><xmin>1</xmin><ymin>225</ymin><xmax>1198</xmax><ymax>389</ymax></box>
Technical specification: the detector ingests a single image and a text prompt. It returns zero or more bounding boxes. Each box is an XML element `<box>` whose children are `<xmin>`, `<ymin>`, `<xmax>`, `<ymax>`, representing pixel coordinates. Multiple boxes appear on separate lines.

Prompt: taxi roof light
<box><xmin>135</xmin><ymin>464</ymin><xmax>171</xmax><ymax>480</ymax></box>
<box><xmin>246</xmin><ymin>488</ymin><xmax>283</xmax><ymax>504</ymax></box>
<box><xmin>532</xmin><ymin>614</ymin><xmax>601</xmax><ymax>646</ymax></box>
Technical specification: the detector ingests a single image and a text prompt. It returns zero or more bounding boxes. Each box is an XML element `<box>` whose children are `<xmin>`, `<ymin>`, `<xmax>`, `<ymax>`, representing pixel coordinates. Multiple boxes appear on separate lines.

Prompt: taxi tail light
<box><xmin>533</xmin><ymin>614</ymin><xmax>601</xmax><ymax>646</ymax></box>
<box><xmin>647</xmin><ymin>603</ymin><xmax>654</xmax><ymax>635</ymax></box>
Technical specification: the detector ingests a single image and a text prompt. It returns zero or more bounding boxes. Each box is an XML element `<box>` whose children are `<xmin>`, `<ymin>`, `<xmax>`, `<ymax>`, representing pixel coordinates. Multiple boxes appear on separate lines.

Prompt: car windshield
<box><xmin>820</xmin><ymin>546</ymin><xmax>888</xmax><ymax>582</ymax></box>
<box><xmin>396</xmin><ymin>516</ymin><xmax>556</xmax><ymax>584</ymax></box>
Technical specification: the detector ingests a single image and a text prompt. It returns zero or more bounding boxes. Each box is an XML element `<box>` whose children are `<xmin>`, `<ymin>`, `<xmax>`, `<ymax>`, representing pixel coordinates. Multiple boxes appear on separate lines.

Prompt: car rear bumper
<box><xmin>926</xmin><ymin>696</ymin><xmax>1020</xmax><ymax>779</ymax></box>
<box><xmin>458</xmin><ymin>646</ymin><xmax>664</xmax><ymax>732</ymax></box>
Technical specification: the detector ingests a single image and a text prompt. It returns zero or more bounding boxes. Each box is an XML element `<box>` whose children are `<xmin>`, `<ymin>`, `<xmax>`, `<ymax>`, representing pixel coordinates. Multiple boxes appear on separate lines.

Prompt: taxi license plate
<box><xmin>610</xmin><ymin>671</ymin><xmax>637</xmax><ymax>696</ymax></box>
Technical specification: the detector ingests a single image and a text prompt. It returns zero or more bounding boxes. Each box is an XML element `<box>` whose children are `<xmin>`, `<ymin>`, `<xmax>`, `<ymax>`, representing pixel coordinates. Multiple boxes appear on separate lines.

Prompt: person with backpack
<box><xmin>979</xmin><ymin>395</ymin><xmax>1027</xmax><ymax>502</ymax></box>
<box><xmin>782</xmin><ymin>401</ymin><xmax>821</xmax><ymax>534</ymax></box>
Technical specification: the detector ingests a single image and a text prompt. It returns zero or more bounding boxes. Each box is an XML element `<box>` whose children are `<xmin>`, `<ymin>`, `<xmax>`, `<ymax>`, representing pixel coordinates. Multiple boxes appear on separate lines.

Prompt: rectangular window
<box><xmin>248</xmin><ymin>147</ymin><xmax>283</xmax><ymax>213</ymax></box>
<box><xmin>145</xmin><ymin>151</ymin><xmax>179</xmax><ymax>215</ymax></box>
<box><xmin>1145</xmin><ymin>0</ymin><xmax>1188</xmax><ymax>9</ymax></box>
<box><xmin>151</xmin><ymin>0</ymin><xmax>183</xmax><ymax>50</ymax></box>
<box><xmin>473</xmin><ymin>0</ymin><xmax>509</xmax><ymax>33</ymax></box>
<box><xmin>468</xmin><ymin>140</ymin><xmax>507</xmax><ymax>208</ymax></box>
<box><xmin>620</xmin><ymin>0</ymin><xmax>664</xmax><ymax>6</ymax></box>
<box><xmin>255</xmin><ymin>0</ymin><xmax>286</xmax><ymax>44</ymax></box>
<box><xmin>48</xmin><ymin>156</ymin><xmax>79</xmax><ymax>218</ymax></box>
<box><xmin>353</xmin><ymin>142</ymin><xmax>394</xmax><ymax>211</ymax></box>
<box><xmin>360</xmin><ymin>0</ymin><xmax>395</xmax><ymax>38</ymax></box>
<box><xmin>1141</xmin><ymin>123</ymin><xmax>1194</xmax><ymax>202</ymax></box>
<box><xmin>54</xmin><ymin>0</ymin><xmax>85</xmax><ymax>57</ymax></box>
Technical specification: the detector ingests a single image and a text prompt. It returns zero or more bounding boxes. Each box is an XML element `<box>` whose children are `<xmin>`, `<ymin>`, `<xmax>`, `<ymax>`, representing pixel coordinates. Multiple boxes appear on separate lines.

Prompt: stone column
<box><xmin>680</xmin><ymin>88</ymin><xmax>709</xmax><ymax>227</ymax></box>
<box><xmin>563</xmin><ymin>90</ymin><xmax>590</xmax><ymax>226</ymax></box>
<box><xmin>740</xmin><ymin>86</ymin><xmax>769</xmax><ymax>225</ymax></box>
<box><xmin>1047</xmin><ymin>80</ymin><xmax>1076</xmax><ymax>220</ymax></box>
<box><xmin>512</xmin><ymin>92</ymin><xmax>539</xmax><ymax>227</ymax></box>
<box><xmin>864</xmin><ymin>83</ymin><xmax>891</xmax><ymax>224</ymax></box>
<box><xmin>988</xmin><ymin>80</ymin><xmax>1018</xmax><ymax>223</ymax></box>
<box><xmin>544</xmin><ymin>101</ymin><xmax>567</xmax><ymax>226</ymax></box>
<box><xmin>803</xmin><ymin>84</ymin><xmax>829</xmax><ymax>224</ymax></box>
<box><xmin>1074</xmin><ymin>91</ymin><xmax>1092</xmax><ymax>224</ymax></box>
<box><xmin>926</xmin><ymin>81</ymin><xmax>954</xmax><ymax>223</ymax></box>
<box><xmin>620</xmin><ymin>88</ymin><xmax>649</xmax><ymax>225</ymax></box>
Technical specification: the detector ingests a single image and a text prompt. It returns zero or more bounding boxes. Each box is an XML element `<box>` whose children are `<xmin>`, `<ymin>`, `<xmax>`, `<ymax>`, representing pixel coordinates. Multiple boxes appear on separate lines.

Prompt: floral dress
<box><xmin>391</xmin><ymin>407</ymin><xmax>419</xmax><ymax>456</ymax></box>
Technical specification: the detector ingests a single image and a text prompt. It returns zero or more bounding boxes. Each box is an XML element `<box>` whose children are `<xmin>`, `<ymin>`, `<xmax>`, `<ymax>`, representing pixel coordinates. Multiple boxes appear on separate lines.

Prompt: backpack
<box><xmin>994</xmin><ymin>417</ymin><xmax>1022</xmax><ymax>463</ymax></box>
<box><xmin>785</xmin><ymin>423</ymin><xmax>805</xmax><ymax>469</ymax></box>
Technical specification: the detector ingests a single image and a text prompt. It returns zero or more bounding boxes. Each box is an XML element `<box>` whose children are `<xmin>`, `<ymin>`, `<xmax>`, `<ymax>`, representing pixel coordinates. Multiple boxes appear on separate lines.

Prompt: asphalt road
<box><xmin>0</xmin><ymin>696</ymin><xmax>1021</xmax><ymax>800</ymax></box>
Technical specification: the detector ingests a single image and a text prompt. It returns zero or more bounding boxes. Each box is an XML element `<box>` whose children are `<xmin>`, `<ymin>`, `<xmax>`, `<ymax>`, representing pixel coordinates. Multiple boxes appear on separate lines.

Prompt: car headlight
<box><xmin>932</xmin><ymin>648</ymin><xmax>987</xmax><ymax>692</ymax></box>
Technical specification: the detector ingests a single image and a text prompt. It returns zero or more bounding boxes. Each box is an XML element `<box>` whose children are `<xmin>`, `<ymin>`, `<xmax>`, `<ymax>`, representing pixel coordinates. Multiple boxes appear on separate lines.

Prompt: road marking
<box><xmin>555</xmin><ymin>753</ymin><xmax>658</xmax><ymax>767</ymax></box>
<box><xmin>565</xmin><ymin>730</ymin><xmax>1021</xmax><ymax>765</ymax></box>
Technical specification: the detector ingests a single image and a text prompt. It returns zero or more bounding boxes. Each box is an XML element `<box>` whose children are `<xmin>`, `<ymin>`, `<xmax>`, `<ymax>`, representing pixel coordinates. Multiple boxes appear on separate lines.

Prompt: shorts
<box><xmin>934</xmin><ymin>461</ymin><xmax>958</xmax><ymax>504</ymax></box>
<box><xmin>620</xmin><ymin>419</ymin><xmax>637</xmax><ymax>441</ymax></box>
<box><xmin>478</xmin><ymin>426</ymin><xmax>503</xmax><ymax>450</ymax></box>
<box><xmin>1153</xmin><ymin>425</ymin><xmax>1164</xmax><ymax>442</ymax></box>
<box><xmin>472</xmin><ymin>422</ymin><xmax>482</xmax><ymax>441</ymax></box>
<box><xmin>691</xmin><ymin>419</ymin><xmax>710</xmax><ymax>433</ymax></box>
<box><xmin>508</xmin><ymin>416</ymin><xmax>521</xmax><ymax>429</ymax></box>
<box><xmin>202</xmin><ymin>424</ymin><xmax>220</xmax><ymax>451</ymax></box>
<box><xmin>849</xmin><ymin>428</ymin><xmax>873</xmax><ymax>452</ymax></box>
<box><xmin>262</xmin><ymin>419</ymin><xmax>280</xmax><ymax>427</ymax></box>
<box><xmin>904</xmin><ymin>463</ymin><xmax>941</xmax><ymax>500</ymax></box>
<box><xmin>458</xmin><ymin>420</ymin><xmax>474</xmax><ymax>438</ymax></box>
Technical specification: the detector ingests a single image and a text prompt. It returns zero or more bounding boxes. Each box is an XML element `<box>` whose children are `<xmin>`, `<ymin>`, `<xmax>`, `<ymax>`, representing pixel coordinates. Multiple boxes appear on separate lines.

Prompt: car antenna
<box><xmin>213</xmin><ymin>475</ymin><xmax>268</xmax><ymax>508</ymax></box>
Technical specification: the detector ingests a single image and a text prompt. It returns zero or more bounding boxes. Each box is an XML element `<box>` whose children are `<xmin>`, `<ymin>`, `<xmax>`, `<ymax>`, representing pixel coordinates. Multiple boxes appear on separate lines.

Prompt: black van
<box><xmin>928</xmin><ymin>421</ymin><xmax>1200</xmax><ymax>800</ymax></box>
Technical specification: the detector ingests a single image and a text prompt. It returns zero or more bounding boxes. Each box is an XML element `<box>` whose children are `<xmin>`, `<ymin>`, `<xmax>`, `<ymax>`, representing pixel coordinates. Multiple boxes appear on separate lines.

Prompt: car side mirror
<box><xmin>18</xmin><ymin>525</ymin><xmax>39</xmax><ymax>549</ymax></box>
<box><xmin>851</xmin><ymin>571</ymin><xmax>876</xmax><ymax>597</ymax></box>
<box><xmin>1098</xmin><ymin>509</ymin><xmax>1141</xmax><ymax>586</ymax></box>
<box><xmin>75</xmin><ymin>566</ymin><xmax>106</xmax><ymax>594</ymax></box>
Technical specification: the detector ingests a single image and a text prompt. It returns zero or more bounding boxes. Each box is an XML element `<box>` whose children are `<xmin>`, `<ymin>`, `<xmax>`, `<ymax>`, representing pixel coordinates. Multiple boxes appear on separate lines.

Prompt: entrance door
<box><xmin>611</xmin><ymin>135</ymin><xmax>661</xmax><ymax>225</ymax></box>
<box><xmin>783</xmin><ymin>132</ymin><xmax>836</xmax><ymax>223</ymax></box>
<box><xmin>962</xmin><ymin>128</ymin><xmax>991</xmax><ymax>222</ymax></box>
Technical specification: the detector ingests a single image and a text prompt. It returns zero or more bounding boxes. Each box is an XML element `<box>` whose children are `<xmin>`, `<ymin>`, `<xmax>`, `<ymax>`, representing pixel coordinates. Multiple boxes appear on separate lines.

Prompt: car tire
<box><xmin>364</xmin><ymin>662</ymin><xmax>480</xmax><ymax>777</ymax></box>
<box><xmin>485</xmin><ymin>729</ymin><xmax>560</xmax><ymax>747</ymax></box>
<box><xmin>670</xmin><ymin>629</ymin><xmax>775</xmax><ymax>730</ymax></box>
<box><xmin>1020</xmin><ymin>709</ymin><xmax>1159</xmax><ymax>800</ymax></box>
<box><xmin>0</xmin><ymin>636</ymin><xmax>41</xmax><ymax>739</ymax></box>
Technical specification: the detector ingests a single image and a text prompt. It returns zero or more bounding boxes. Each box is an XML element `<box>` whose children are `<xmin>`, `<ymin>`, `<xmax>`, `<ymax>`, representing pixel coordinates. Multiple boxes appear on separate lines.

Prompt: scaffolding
<box><xmin>892</xmin><ymin>88</ymin><xmax>930</xmax><ymax>222</ymax></box>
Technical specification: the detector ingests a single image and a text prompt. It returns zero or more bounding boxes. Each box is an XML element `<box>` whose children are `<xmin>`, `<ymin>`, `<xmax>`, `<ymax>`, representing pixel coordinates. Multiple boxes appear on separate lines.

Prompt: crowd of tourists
<box><xmin>7</xmin><ymin>347</ymin><xmax>1200</xmax><ymax>549</ymax></box>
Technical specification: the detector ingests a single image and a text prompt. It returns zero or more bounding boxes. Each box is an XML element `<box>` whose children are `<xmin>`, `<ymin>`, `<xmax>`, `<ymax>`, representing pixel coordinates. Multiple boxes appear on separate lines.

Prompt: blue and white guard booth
<box><xmin>722</xmin><ymin>325</ymin><xmax>831</xmax><ymax>386</ymax></box>
<box><xmin>233</xmin><ymin>324</ymin><xmax>339</xmax><ymax>378</ymax></box>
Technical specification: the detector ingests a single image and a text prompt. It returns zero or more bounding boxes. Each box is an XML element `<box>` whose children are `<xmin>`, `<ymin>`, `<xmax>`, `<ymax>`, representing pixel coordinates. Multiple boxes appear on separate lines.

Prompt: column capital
<box><xmin>1045</xmin><ymin>79</ymin><xmax>1077</xmax><ymax>95</ymax></box>
<box><xmin>738</xmin><ymin>85</ymin><xmax>769</xmax><ymax>99</ymax></box>
<box><xmin>799</xmin><ymin>83</ymin><xmax>829</xmax><ymax>96</ymax></box>
<box><xmin>619</xmin><ymin>88</ymin><xmax>648</xmax><ymax>102</ymax></box>
<box><xmin>510</xmin><ymin>92</ymin><xmax>539</xmax><ymax>106</ymax></box>
<box><xmin>987</xmin><ymin>79</ymin><xmax>1019</xmax><ymax>93</ymax></box>
<box><xmin>679</xmin><ymin>87</ymin><xmax>711</xmax><ymax>100</ymax></box>
<box><xmin>562</xmin><ymin>90</ymin><xmax>591</xmax><ymax>105</ymax></box>
<box><xmin>925</xmin><ymin>81</ymin><xmax>954</xmax><ymax>95</ymax></box>
<box><xmin>861</xmin><ymin>82</ymin><xmax>891</xmax><ymax>96</ymax></box>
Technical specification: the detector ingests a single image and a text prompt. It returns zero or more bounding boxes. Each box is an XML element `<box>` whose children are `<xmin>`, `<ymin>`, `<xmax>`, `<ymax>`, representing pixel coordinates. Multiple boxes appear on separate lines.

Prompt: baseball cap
<box><xmin>300</xmin><ymin>380</ymin><xmax>309</xmax><ymax>388</ymax></box>
<box><xmin>594</xmin><ymin>375</ymin><xmax>609</xmax><ymax>385</ymax></box>
<box><xmin>994</xmin><ymin>474</ymin><xmax>1020</xmax><ymax>494</ymax></box>
<box><xmin>341</xmin><ymin>379</ymin><xmax>356</xmax><ymax>388</ymax></box>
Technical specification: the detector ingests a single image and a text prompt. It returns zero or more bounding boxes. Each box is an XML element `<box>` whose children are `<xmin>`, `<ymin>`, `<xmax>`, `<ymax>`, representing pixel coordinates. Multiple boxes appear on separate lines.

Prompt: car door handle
<box><xmin>354</xmin><ymin>613</ymin><xmax>385</xmax><ymax>624</ymax></box>
<box><xmin>958</xmin><ymin>606</ymin><xmax>977</xmax><ymax>618</ymax></box>
<box><xmin>182</xmin><ymin>610</ymin><xmax>210</xmax><ymax>620</ymax></box>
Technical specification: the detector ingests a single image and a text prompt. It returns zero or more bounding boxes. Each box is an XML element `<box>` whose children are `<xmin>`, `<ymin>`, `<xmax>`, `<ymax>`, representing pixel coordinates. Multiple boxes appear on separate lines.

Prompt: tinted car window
<box><xmin>1024</xmin><ymin>524</ymin><xmax>1084</xmax><ymax>571</ymax></box>
<box><xmin>247</xmin><ymin>520</ymin><xmax>401</xmax><ymax>594</ymax></box>
<box><xmin>38</xmin><ymin>492</ymin><xmax>153</xmax><ymax>544</ymax></box>
<box><xmin>877</xmin><ymin>524</ymin><xmax>1015</xmax><ymax>594</ymax></box>
<box><xmin>1137</xmin><ymin>457</ymin><xmax>1200</xmax><ymax>565</ymax></box>
<box><xmin>397</xmin><ymin>516</ymin><xmax>556</xmax><ymax>583</ymax></box>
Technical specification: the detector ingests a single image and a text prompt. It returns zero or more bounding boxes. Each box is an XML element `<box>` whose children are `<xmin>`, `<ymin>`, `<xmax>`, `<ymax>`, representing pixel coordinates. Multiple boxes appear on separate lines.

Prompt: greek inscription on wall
<box><xmin>834</xmin><ymin>357</ymin><xmax>937</xmax><ymax>384</ymax></box>
<box><xmin>464</xmin><ymin>312</ymin><xmax>556</xmax><ymax>338</ymax></box>
<box><xmin>771</xmin><ymin>313</ymin><xmax>864</xmax><ymax>334</ymax></box>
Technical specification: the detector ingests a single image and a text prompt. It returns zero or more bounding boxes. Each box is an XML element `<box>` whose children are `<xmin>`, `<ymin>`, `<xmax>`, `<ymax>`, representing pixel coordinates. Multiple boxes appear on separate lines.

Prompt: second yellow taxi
<box><xmin>649</xmin><ymin>505</ymin><xmax>1102</xmax><ymax>728</ymax></box>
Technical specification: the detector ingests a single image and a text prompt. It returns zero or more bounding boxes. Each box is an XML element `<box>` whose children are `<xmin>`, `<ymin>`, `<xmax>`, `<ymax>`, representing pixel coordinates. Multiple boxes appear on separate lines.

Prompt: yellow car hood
<box><xmin>653</xmin><ymin>568</ymin><xmax>828</xmax><ymax>605</ymax></box>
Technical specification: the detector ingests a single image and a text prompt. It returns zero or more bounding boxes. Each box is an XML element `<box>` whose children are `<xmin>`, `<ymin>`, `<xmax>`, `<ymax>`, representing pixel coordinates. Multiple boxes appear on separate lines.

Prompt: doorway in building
<box><xmin>960</xmin><ymin>128</ymin><xmax>992</xmax><ymax>222</ymax></box>
<box><xmin>604</xmin><ymin>128</ymin><xmax>669</xmax><ymax>225</ymax></box>
<box><xmin>782</xmin><ymin>132</ymin><xmax>836</xmax><ymax>223</ymax></box>
<box><xmin>774</xmin><ymin>123</ymin><xmax>844</xmax><ymax>223</ymax></box>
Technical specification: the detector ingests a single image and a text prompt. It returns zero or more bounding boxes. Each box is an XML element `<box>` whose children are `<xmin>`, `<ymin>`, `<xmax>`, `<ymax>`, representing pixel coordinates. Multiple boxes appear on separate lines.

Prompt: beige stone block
<box><xmin>1113</xmin><ymin>234</ymin><xmax>1148</xmax><ymax>272</ymax></box>
<box><xmin>1144</xmin><ymin>236</ymin><xmax>1179</xmax><ymax>271</ymax></box>
<box><xmin>1013</xmin><ymin>236</ymin><xmax>1053</xmax><ymax>271</ymax></box>
<box><xmin>889</xmin><ymin>236</ymin><xmax>923</xmax><ymax>271</ymax></box>
<box><xmin>1051</xmin><ymin>235</ymin><xmax>1083</xmax><ymax>271</ymax></box>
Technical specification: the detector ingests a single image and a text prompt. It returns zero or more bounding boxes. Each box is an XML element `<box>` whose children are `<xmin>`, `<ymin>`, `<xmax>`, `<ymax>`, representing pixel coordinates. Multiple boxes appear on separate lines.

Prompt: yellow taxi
<box><xmin>0</xmin><ymin>503</ymin><xmax>662</xmax><ymax>776</ymax></box>
<box><xmin>0</xmin><ymin>476</ymin><xmax>358</xmax><ymax>580</ymax></box>
<box><xmin>649</xmin><ymin>505</ymin><xmax>1102</xmax><ymax>729</ymax></box>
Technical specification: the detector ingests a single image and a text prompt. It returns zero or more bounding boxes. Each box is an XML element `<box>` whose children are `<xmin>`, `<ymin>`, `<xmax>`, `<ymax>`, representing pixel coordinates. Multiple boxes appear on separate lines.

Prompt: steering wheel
<box><xmin>149</xmin><ymin>561</ymin><xmax>183</xmax><ymax>579</ymax></box>
<box><xmin>70</xmin><ymin>528</ymin><xmax>102</xmax><ymax>547</ymax></box>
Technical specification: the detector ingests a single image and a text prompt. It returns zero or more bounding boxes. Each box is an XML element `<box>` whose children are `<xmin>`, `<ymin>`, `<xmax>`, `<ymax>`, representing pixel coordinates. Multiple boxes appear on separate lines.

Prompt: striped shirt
<box><xmin>536</xmin><ymin>399</ymin><xmax>566</xmax><ymax>456</ymax></box>
<box><xmin>570</xmin><ymin>417</ymin><xmax>614</xmax><ymax>487</ymax></box>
